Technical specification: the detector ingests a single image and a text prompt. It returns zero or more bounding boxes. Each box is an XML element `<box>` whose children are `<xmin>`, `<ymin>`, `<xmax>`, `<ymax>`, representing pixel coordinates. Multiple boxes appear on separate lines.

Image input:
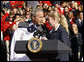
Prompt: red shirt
<box><xmin>10</xmin><ymin>1</ymin><xmax>24</xmax><ymax>9</ymax></box>
<box><xmin>17</xmin><ymin>1</ymin><xmax>24</xmax><ymax>8</ymax></box>
<box><xmin>69</xmin><ymin>7</ymin><xmax>72</xmax><ymax>11</ymax></box>
<box><xmin>43</xmin><ymin>1</ymin><xmax>52</xmax><ymax>6</ymax></box>
<box><xmin>10</xmin><ymin>1</ymin><xmax>17</xmax><ymax>6</ymax></box>
<box><xmin>39</xmin><ymin>1</ymin><xmax>52</xmax><ymax>6</ymax></box>
<box><xmin>45</xmin><ymin>21</ymin><xmax>52</xmax><ymax>31</ymax></box>
<box><xmin>75</xmin><ymin>1</ymin><xmax>81</xmax><ymax>5</ymax></box>
<box><xmin>2</xmin><ymin>21</ymin><xmax>16</xmax><ymax>41</ymax></box>
<box><xmin>57</xmin><ymin>7</ymin><xmax>64</xmax><ymax>15</ymax></box>
<box><xmin>1</xmin><ymin>13</ymin><xmax>9</xmax><ymax>22</ymax></box>
<box><xmin>70</xmin><ymin>20</ymin><xmax>74</xmax><ymax>24</ymax></box>
<box><xmin>3</xmin><ymin>21</ymin><xmax>16</xmax><ymax>32</ymax></box>
<box><xmin>70</xmin><ymin>17</ymin><xmax>75</xmax><ymax>24</ymax></box>
<box><xmin>1</xmin><ymin>12</ymin><xmax>9</xmax><ymax>31</ymax></box>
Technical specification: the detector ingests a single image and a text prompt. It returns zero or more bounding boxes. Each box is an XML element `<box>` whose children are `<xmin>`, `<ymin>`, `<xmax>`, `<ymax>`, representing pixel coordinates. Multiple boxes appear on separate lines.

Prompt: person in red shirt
<box><xmin>10</xmin><ymin>1</ymin><xmax>17</xmax><ymax>9</ymax></box>
<box><xmin>2</xmin><ymin>20</ymin><xmax>17</xmax><ymax>61</ymax></box>
<box><xmin>1</xmin><ymin>10</ymin><xmax>9</xmax><ymax>28</ymax></box>
<box><xmin>1</xmin><ymin>9</ymin><xmax>17</xmax><ymax>61</ymax></box>
<box><xmin>3</xmin><ymin>21</ymin><xmax>16</xmax><ymax>41</ymax></box>
<box><xmin>10</xmin><ymin>1</ymin><xmax>24</xmax><ymax>10</ymax></box>
<box><xmin>38</xmin><ymin>1</ymin><xmax>52</xmax><ymax>6</ymax></box>
<box><xmin>1</xmin><ymin>10</ymin><xmax>10</xmax><ymax>35</ymax></box>
<box><xmin>17</xmin><ymin>1</ymin><xmax>24</xmax><ymax>8</ymax></box>
<box><xmin>39</xmin><ymin>16</ymin><xmax>53</xmax><ymax>32</ymax></box>
<box><xmin>45</xmin><ymin>21</ymin><xmax>53</xmax><ymax>31</ymax></box>
<box><xmin>68</xmin><ymin>11</ymin><xmax>75</xmax><ymax>24</ymax></box>
<box><xmin>42</xmin><ymin>1</ymin><xmax>52</xmax><ymax>6</ymax></box>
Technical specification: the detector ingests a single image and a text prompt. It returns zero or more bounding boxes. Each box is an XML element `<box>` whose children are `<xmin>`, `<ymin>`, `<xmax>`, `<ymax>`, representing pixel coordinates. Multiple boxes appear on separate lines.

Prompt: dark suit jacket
<box><xmin>75</xmin><ymin>19</ymin><xmax>83</xmax><ymax>34</ymax></box>
<box><xmin>71</xmin><ymin>33</ymin><xmax>83</xmax><ymax>51</ymax></box>
<box><xmin>47</xmin><ymin>25</ymin><xmax>71</xmax><ymax>47</ymax></box>
<box><xmin>46</xmin><ymin>25</ymin><xmax>71</xmax><ymax>61</ymax></box>
<box><xmin>75</xmin><ymin>19</ymin><xmax>84</xmax><ymax>59</ymax></box>
<box><xmin>66</xmin><ymin>17</ymin><xmax>75</xmax><ymax>39</ymax></box>
<box><xmin>70</xmin><ymin>33</ymin><xmax>83</xmax><ymax>61</ymax></box>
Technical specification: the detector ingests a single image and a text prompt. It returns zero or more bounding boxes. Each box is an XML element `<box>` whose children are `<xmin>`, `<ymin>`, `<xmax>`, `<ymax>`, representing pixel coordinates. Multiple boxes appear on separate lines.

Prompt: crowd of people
<box><xmin>1</xmin><ymin>1</ymin><xmax>83</xmax><ymax>61</ymax></box>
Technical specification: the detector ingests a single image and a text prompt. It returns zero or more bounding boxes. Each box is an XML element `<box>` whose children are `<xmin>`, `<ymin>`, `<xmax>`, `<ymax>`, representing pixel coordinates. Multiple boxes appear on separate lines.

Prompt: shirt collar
<box><xmin>29</xmin><ymin>21</ymin><xmax>38</xmax><ymax>29</ymax></box>
<box><xmin>49</xmin><ymin>24</ymin><xmax>60</xmax><ymax>33</ymax></box>
<box><xmin>78</xmin><ymin>18</ymin><xmax>82</xmax><ymax>22</ymax></box>
<box><xmin>54</xmin><ymin>24</ymin><xmax>60</xmax><ymax>31</ymax></box>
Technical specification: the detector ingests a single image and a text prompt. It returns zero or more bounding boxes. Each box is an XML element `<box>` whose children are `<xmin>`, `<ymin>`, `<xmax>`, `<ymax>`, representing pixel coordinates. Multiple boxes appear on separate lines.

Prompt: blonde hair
<box><xmin>78</xmin><ymin>5</ymin><xmax>83</xmax><ymax>11</ymax></box>
<box><xmin>69</xmin><ymin>11</ymin><xmax>74</xmax><ymax>19</ymax></box>
<box><xmin>74</xmin><ymin>2</ymin><xmax>78</xmax><ymax>9</ymax></box>
<box><xmin>72</xmin><ymin>23</ymin><xmax>78</xmax><ymax>35</ymax></box>
<box><xmin>48</xmin><ymin>11</ymin><xmax>60</xmax><ymax>22</ymax></box>
<box><xmin>60</xmin><ymin>15</ymin><xmax>69</xmax><ymax>34</ymax></box>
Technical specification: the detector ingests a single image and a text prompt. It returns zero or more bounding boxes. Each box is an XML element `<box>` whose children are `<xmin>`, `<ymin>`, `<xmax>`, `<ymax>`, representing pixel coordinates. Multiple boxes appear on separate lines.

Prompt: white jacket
<box><xmin>10</xmin><ymin>28</ymin><xmax>34</xmax><ymax>61</ymax></box>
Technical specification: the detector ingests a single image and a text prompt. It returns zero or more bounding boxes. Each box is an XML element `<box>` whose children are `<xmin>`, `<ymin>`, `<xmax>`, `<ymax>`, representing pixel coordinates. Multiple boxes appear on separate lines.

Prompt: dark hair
<box><xmin>60</xmin><ymin>1</ymin><xmax>66</xmax><ymax>4</ymax></box>
<box><xmin>64</xmin><ymin>6</ymin><xmax>69</xmax><ymax>9</ymax></box>
<box><xmin>1</xmin><ymin>10</ymin><xmax>5</xmax><ymax>15</ymax></box>
<box><xmin>79</xmin><ymin>11</ymin><xmax>83</xmax><ymax>14</ymax></box>
<box><xmin>8</xmin><ymin>15</ymin><xmax>15</xmax><ymax>21</ymax></box>
<box><xmin>69</xmin><ymin>10</ymin><xmax>73</xmax><ymax>13</ymax></box>
<box><xmin>80</xmin><ymin>1</ymin><xmax>83</xmax><ymax>5</ymax></box>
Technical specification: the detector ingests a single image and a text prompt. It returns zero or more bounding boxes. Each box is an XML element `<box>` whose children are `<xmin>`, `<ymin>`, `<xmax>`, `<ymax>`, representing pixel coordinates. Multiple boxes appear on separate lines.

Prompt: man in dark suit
<box><xmin>70</xmin><ymin>23</ymin><xmax>83</xmax><ymax>61</ymax></box>
<box><xmin>40</xmin><ymin>11</ymin><xmax>71</xmax><ymax>61</ymax></box>
<box><xmin>75</xmin><ymin>11</ymin><xmax>83</xmax><ymax>61</ymax></box>
<box><xmin>75</xmin><ymin>11</ymin><xmax>83</xmax><ymax>34</ymax></box>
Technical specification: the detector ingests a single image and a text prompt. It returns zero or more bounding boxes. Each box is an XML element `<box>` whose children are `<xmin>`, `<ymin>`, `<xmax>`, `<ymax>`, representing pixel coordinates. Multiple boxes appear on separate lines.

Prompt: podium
<box><xmin>15</xmin><ymin>40</ymin><xmax>72</xmax><ymax>61</ymax></box>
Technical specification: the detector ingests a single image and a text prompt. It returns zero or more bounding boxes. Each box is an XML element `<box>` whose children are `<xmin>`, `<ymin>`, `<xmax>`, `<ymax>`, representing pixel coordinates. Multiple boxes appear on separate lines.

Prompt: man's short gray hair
<box><xmin>31</xmin><ymin>7</ymin><xmax>43</xmax><ymax>17</ymax></box>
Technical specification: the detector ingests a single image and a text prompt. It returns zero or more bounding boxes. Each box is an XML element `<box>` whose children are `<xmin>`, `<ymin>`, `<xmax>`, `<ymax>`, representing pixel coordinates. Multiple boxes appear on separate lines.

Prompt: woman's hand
<box><xmin>40</xmin><ymin>36</ymin><xmax>48</xmax><ymax>40</ymax></box>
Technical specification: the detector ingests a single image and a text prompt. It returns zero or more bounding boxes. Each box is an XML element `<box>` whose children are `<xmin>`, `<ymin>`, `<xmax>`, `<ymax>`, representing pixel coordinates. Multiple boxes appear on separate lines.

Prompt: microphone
<box><xmin>33</xmin><ymin>25</ymin><xmax>47</xmax><ymax>38</ymax></box>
